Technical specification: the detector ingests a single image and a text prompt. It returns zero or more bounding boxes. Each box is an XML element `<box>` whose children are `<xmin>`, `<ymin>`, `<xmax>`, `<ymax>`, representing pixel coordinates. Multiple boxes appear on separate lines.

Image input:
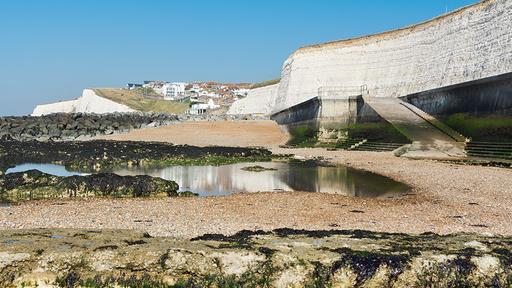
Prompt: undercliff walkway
<box><xmin>364</xmin><ymin>97</ymin><xmax>467</xmax><ymax>159</ymax></box>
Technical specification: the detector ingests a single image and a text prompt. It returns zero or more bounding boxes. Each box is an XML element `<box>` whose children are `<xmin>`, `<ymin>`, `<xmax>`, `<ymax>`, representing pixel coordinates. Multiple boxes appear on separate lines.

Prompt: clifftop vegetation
<box><xmin>250</xmin><ymin>78</ymin><xmax>280</xmax><ymax>89</ymax></box>
<box><xmin>94</xmin><ymin>88</ymin><xmax>189</xmax><ymax>114</ymax></box>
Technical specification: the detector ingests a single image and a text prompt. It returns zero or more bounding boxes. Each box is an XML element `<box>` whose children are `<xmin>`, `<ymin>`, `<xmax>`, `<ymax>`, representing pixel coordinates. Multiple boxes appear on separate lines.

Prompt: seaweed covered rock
<box><xmin>0</xmin><ymin>139</ymin><xmax>273</xmax><ymax>173</ymax></box>
<box><xmin>241</xmin><ymin>165</ymin><xmax>278</xmax><ymax>172</ymax></box>
<box><xmin>0</xmin><ymin>170</ymin><xmax>179</xmax><ymax>201</ymax></box>
<box><xmin>0</xmin><ymin>228</ymin><xmax>511</xmax><ymax>287</ymax></box>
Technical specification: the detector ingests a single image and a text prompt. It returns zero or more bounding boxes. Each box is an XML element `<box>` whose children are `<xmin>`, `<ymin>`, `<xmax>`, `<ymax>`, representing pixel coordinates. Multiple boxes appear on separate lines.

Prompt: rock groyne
<box><xmin>0</xmin><ymin>113</ymin><xmax>269</xmax><ymax>142</ymax></box>
<box><xmin>0</xmin><ymin>113</ymin><xmax>179</xmax><ymax>142</ymax></box>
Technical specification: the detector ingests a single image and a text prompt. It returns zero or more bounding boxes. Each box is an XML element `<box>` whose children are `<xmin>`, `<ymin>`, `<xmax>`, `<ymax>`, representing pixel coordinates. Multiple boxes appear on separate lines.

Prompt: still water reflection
<box><xmin>113</xmin><ymin>162</ymin><xmax>410</xmax><ymax>198</ymax></box>
<box><xmin>6</xmin><ymin>162</ymin><xmax>410</xmax><ymax>198</ymax></box>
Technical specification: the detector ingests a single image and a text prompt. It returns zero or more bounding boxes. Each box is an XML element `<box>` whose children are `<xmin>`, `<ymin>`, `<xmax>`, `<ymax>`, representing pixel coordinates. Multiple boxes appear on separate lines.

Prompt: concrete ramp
<box><xmin>364</xmin><ymin>97</ymin><xmax>466</xmax><ymax>159</ymax></box>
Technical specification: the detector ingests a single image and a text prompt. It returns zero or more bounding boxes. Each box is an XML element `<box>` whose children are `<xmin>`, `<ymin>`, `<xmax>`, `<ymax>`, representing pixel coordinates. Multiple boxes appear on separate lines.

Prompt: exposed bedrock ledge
<box><xmin>0</xmin><ymin>170</ymin><xmax>180</xmax><ymax>202</ymax></box>
<box><xmin>0</xmin><ymin>229</ymin><xmax>510</xmax><ymax>287</ymax></box>
<box><xmin>0</xmin><ymin>139</ymin><xmax>273</xmax><ymax>173</ymax></box>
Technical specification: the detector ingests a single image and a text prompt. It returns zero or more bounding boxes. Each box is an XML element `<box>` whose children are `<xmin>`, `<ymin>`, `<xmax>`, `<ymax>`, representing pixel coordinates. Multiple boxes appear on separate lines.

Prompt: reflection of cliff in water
<box><xmin>13</xmin><ymin>161</ymin><xmax>409</xmax><ymax>198</ymax></box>
<box><xmin>113</xmin><ymin>162</ymin><xmax>292</xmax><ymax>196</ymax></box>
<box><xmin>282</xmin><ymin>166</ymin><xmax>410</xmax><ymax>198</ymax></box>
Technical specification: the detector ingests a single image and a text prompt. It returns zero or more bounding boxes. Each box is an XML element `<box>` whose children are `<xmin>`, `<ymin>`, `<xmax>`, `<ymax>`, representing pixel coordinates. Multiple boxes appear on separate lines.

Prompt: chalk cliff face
<box><xmin>227</xmin><ymin>84</ymin><xmax>279</xmax><ymax>115</ymax></box>
<box><xmin>74</xmin><ymin>89</ymin><xmax>135</xmax><ymax>114</ymax></box>
<box><xmin>273</xmin><ymin>0</ymin><xmax>512</xmax><ymax>113</ymax></box>
<box><xmin>32</xmin><ymin>89</ymin><xmax>135</xmax><ymax>116</ymax></box>
<box><xmin>31</xmin><ymin>99</ymin><xmax>77</xmax><ymax>116</ymax></box>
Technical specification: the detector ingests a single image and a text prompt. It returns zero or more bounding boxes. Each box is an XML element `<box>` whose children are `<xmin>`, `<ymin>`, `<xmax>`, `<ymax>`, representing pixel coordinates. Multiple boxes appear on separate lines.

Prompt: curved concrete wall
<box><xmin>273</xmin><ymin>0</ymin><xmax>512</xmax><ymax>113</ymax></box>
<box><xmin>404</xmin><ymin>72</ymin><xmax>512</xmax><ymax>117</ymax></box>
<box><xmin>32</xmin><ymin>89</ymin><xmax>135</xmax><ymax>116</ymax></box>
<box><xmin>227</xmin><ymin>84</ymin><xmax>279</xmax><ymax>115</ymax></box>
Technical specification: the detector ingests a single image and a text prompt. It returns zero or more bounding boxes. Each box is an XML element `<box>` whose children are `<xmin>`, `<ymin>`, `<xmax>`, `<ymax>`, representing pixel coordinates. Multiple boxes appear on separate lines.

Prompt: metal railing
<box><xmin>318</xmin><ymin>85</ymin><xmax>369</xmax><ymax>99</ymax></box>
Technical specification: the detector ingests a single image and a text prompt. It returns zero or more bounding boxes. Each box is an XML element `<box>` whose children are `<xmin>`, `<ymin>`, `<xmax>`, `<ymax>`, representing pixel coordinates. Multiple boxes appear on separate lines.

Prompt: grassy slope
<box><xmin>94</xmin><ymin>88</ymin><xmax>189</xmax><ymax>114</ymax></box>
<box><xmin>250</xmin><ymin>78</ymin><xmax>280</xmax><ymax>89</ymax></box>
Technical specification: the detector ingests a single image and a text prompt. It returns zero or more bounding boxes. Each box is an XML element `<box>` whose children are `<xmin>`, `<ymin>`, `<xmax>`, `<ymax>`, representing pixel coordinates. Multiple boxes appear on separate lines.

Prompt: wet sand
<box><xmin>1</xmin><ymin>148</ymin><xmax>511</xmax><ymax>238</ymax></box>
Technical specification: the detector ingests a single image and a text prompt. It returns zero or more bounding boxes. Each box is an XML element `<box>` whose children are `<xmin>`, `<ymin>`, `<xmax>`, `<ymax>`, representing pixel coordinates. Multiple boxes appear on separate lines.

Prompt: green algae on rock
<box><xmin>241</xmin><ymin>165</ymin><xmax>278</xmax><ymax>172</ymax></box>
<box><xmin>0</xmin><ymin>170</ymin><xmax>179</xmax><ymax>202</ymax></box>
<box><xmin>0</xmin><ymin>228</ymin><xmax>511</xmax><ymax>287</ymax></box>
<box><xmin>177</xmin><ymin>191</ymin><xmax>200</xmax><ymax>197</ymax></box>
<box><xmin>0</xmin><ymin>139</ymin><xmax>273</xmax><ymax>174</ymax></box>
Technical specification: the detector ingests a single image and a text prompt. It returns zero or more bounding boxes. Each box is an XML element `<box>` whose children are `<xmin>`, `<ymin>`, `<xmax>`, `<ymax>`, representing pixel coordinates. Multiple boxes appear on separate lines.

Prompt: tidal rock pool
<box><xmin>6</xmin><ymin>162</ymin><xmax>410</xmax><ymax>198</ymax></box>
<box><xmin>6</xmin><ymin>163</ymin><xmax>84</xmax><ymax>177</ymax></box>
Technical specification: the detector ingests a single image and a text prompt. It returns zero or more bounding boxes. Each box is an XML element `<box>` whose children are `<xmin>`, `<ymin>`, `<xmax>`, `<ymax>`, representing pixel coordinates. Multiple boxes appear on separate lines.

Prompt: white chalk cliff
<box><xmin>32</xmin><ymin>89</ymin><xmax>135</xmax><ymax>116</ymax></box>
<box><xmin>227</xmin><ymin>84</ymin><xmax>279</xmax><ymax>115</ymax></box>
<box><xmin>272</xmin><ymin>0</ymin><xmax>512</xmax><ymax>113</ymax></box>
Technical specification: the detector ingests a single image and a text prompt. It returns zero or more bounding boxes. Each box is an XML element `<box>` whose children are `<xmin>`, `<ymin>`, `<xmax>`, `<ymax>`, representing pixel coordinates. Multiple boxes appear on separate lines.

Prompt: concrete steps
<box><xmin>350</xmin><ymin>141</ymin><xmax>406</xmax><ymax>152</ymax></box>
<box><xmin>333</xmin><ymin>138</ymin><xmax>408</xmax><ymax>152</ymax></box>
<box><xmin>363</xmin><ymin>97</ymin><xmax>466</xmax><ymax>159</ymax></box>
<box><xmin>334</xmin><ymin>139</ymin><xmax>366</xmax><ymax>149</ymax></box>
<box><xmin>465</xmin><ymin>141</ymin><xmax>512</xmax><ymax>160</ymax></box>
<box><xmin>399</xmin><ymin>101</ymin><xmax>467</xmax><ymax>142</ymax></box>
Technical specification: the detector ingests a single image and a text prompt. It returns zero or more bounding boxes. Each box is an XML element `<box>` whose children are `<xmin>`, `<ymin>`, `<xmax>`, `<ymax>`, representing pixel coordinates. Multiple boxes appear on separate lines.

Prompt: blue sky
<box><xmin>0</xmin><ymin>0</ymin><xmax>478</xmax><ymax>116</ymax></box>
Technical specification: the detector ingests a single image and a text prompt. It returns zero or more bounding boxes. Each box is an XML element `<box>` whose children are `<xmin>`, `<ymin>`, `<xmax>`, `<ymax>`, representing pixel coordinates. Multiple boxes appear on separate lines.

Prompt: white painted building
<box><xmin>142</xmin><ymin>81</ymin><xmax>187</xmax><ymax>100</ymax></box>
<box><xmin>126</xmin><ymin>83</ymin><xmax>143</xmax><ymax>90</ymax></box>
<box><xmin>189</xmin><ymin>99</ymin><xmax>220</xmax><ymax>115</ymax></box>
<box><xmin>234</xmin><ymin>89</ymin><xmax>250</xmax><ymax>97</ymax></box>
<box><xmin>163</xmin><ymin>82</ymin><xmax>186</xmax><ymax>100</ymax></box>
<box><xmin>201</xmin><ymin>91</ymin><xmax>221</xmax><ymax>98</ymax></box>
<box><xmin>189</xmin><ymin>83</ymin><xmax>201</xmax><ymax>93</ymax></box>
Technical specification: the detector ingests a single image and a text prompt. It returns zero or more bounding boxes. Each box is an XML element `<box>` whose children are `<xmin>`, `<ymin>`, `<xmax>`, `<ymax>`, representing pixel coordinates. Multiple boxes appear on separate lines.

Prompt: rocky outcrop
<box><xmin>228</xmin><ymin>84</ymin><xmax>280</xmax><ymax>115</ymax></box>
<box><xmin>0</xmin><ymin>139</ymin><xmax>273</xmax><ymax>174</ymax></box>
<box><xmin>0</xmin><ymin>113</ymin><xmax>179</xmax><ymax>142</ymax></box>
<box><xmin>0</xmin><ymin>228</ymin><xmax>510</xmax><ymax>287</ymax></box>
<box><xmin>273</xmin><ymin>0</ymin><xmax>512</xmax><ymax>113</ymax></box>
<box><xmin>0</xmin><ymin>170</ymin><xmax>180</xmax><ymax>202</ymax></box>
<box><xmin>32</xmin><ymin>89</ymin><xmax>135</xmax><ymax>116</ymax></box>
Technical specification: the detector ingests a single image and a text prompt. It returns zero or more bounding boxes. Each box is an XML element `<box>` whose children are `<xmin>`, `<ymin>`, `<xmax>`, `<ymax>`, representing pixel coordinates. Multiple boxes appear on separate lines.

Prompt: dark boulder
<box><xmin>0</xmin><ymin>170</ymin><xmax>179</xmax><ymax>202</ymax></box>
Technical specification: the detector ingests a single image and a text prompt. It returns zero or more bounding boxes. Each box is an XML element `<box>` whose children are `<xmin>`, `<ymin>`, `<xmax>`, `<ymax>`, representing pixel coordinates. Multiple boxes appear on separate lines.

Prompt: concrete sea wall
<box><xmin>271</xmin><ymin>96</ymin><xmax>365</xmax><ymax>127</ymax></box>
<box><xmin>227</xmin><ymin>84</ymin><xmax>279</xmax><ymax>115</ymax></box>
<box><xmin>403</xmin><ymin>72</ymin><xmax>512</xmax><ymax>117</ymax></box>
<box><xmin>273</xmin><ymin>0</ymin><xmax>512</xmax><ymax>113</ymax></box>
<box><xmin>32</xmin><ymin>89</ymin><xmax>135</xmax><ymax>116</ymax></box>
